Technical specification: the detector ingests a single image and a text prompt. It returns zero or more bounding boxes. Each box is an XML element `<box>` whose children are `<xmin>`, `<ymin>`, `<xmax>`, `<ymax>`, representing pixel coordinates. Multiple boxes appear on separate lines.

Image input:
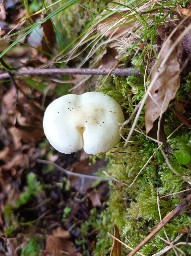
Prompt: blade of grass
<box><xmin>54</xmin><ymin>0</ymin><xmax>140</xmax><ymax>59</ymax></box>
<box><xmin>0</xmin><ymin>0</ymin><xmax>79</xmax><ymax>59</ymax></box>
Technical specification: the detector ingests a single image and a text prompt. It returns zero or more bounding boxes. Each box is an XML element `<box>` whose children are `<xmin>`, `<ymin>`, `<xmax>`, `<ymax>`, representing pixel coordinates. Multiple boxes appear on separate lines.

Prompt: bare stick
<box><xmin>37</xmin><ymin>159</ymin><xmax>112</xmax><ymax>181</ymax></box>
<box><xmin>127</xmin><ymin>193</ymin><xmax>191</xmax><ymax>256</ymax></box>
<box><xmin>0</xmin><ymin>68</ymin><xmax>139</xmax><ymax>80</ymax></box>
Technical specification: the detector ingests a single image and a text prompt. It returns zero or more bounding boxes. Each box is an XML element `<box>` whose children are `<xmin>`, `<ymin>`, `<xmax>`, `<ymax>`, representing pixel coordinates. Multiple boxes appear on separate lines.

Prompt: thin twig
<box><xmin>37</xmin><ymin>159</ymin><xmax>112</xmax><ymax>181</ymax></box>
<box><xmin>153</xmin><ymin>235</ymin><xmax>186</xmax><ymax>256</ymax></box>
<box><xmin>160</xmin><ymin>189</ymin><xmax>191</xmax><ymax>199</ymax></box>
<box><xmin>108</xmin><ymin>233</ymin><xmax>145</xmax><ymax>256</ymax></box>
<box><xmin>159</xmin><ymin>148</ymin><xmax>180</xmax><ymax>176</ymax></box>
<box><xmin>156</xmin><ymin>193</ymin><xmax>170</xmax><ymax>243</ymax></box>
<box><xmin>0</xmin><ymin>68</ymin><xmax>139</xmax><ymax>79</ymax></box>
<box><xmin>127</xmin><ymin>193</ymin><xmax>191</xmax><ymax>256</ymax></box>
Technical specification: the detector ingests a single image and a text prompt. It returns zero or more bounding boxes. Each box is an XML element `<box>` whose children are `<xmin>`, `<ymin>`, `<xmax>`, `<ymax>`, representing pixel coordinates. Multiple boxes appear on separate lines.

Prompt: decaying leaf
<box><xmin>174</xmin><ymin>100</ymin><xmax>191</xmax><ymax>128</ymax></box>
<box><xmin>0</xmin><ymin>3</ymin><xmax>6</xmax><ymax>21</ymax></box>
<box><xmin>177</xmin><ymin>6</ymin><xmax>191</xmax><ymax>17</ymax></box>
<box><xmin>97</xmin><ymin>13</ymin><xmax>132</xmax><ymax>40</ymax></box>
<box><xmin>26</xmin><ymin>14</ymin><xmax>56</xmax><ymax>55</ymax></box>
<box><xmin>45</xmin><ymin>235</ymin><xmax>81</xmax><ymax>256</ymax></box>
<box><xmin>110</xmin><ymin>225</ymin><xmax>122</xmax><ymax>256</ymax></box>
<box><xmin>70</xmin><ymin>158</ymin><xmax>107</xmax><ymax>192</ymax></box>
<box><xmin>145</xmin><ymin>38</ymin><xmax>181</xmax><ymax>134</ymax></box>
<box><xmin>99</xmin><ymin>47</ymin><xmax>119</xmax><ymax>70</ymax></box>
<box><xmin>88</xmin><ymin>190</ymin><xmax>102</xmax><ymax>207</ymax></box>
<box><xmin>52</xmin><ymin>227</ymin><xmax>71</xmax><ymax>240</ymax></box>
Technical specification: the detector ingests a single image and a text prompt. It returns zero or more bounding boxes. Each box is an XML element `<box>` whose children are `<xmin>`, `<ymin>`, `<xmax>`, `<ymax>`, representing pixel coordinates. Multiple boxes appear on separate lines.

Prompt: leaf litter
<box><xmin>145</xmin><ymin>18</ymin><xmax>191</xmax><ymax>140</ymax></box>
<box><xmin>145</xmin><ymin>37</ymin><xmax>181</xmax><ymax>135</ymax></box>
<box><xmin>0</xmin><ymin>3</ymin><xmax>110</xmax><ymax>255</ymax></box>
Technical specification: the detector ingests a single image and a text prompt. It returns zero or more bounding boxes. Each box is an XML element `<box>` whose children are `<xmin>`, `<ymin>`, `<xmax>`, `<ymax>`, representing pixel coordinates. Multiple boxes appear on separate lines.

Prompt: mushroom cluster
<box><xmin>43</xmin><ymin>92</ymin><xmax>124</xmax><ymax>154</ymax></box>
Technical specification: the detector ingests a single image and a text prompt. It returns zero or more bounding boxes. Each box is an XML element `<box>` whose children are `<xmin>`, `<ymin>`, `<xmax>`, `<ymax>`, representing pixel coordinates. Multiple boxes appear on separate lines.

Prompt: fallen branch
<box><xmin>0</xmin><ymin>68</ymin><xmax>139</xmax><ymax>79</ymax></box>
<box><xmin>127</xmin><ymin>193</ymin><xmax>191</xmax><ymax>256</ymax></box>
<box><xmin>37</xmin><ymin>159</ymin><xmax>112</xmax><ymax>181</ymax></box>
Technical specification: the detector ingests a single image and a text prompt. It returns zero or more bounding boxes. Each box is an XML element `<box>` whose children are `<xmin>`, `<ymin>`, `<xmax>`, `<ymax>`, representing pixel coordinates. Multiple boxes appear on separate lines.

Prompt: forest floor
<box><xmin>0</xmin><ymin>1</ymin><xmax>111</xmax><ymax>255</ymax></box>
<box><xmin>1</xmin><ymin>1</ymin><xmax>191</xmax><ymax>256</ymax></box>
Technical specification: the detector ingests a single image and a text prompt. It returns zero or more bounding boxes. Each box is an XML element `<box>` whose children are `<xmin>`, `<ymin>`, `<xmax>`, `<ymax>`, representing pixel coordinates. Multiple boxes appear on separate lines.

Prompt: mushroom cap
<box><xmin>43</xmin><ymin>92</ymin><xmax>124</xmax><ymax>154</ymax></box>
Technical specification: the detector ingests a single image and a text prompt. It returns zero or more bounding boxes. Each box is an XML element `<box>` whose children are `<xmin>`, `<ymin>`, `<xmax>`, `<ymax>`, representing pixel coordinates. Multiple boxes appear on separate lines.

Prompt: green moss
<box><xmin>95</xmin><ymin>133</ymin><xmax>191</xmax><ymax>254</ymax></box>
<box><xmin>21</xmin><ymin>237</ymin><xmax>41</xmax><ymax>256</ymax></box>
<box><xmin>95</xmin><ymin>64</ymin><xmax>191</xmax><ymax>254</ymax></box>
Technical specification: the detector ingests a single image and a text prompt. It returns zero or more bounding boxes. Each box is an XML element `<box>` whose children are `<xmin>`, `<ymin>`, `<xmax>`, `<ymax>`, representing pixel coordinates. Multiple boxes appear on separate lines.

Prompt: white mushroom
<box><xmin>43</xmin><ymin>92</ymin><xmax>124</xmax><ymax>154</ymax></box>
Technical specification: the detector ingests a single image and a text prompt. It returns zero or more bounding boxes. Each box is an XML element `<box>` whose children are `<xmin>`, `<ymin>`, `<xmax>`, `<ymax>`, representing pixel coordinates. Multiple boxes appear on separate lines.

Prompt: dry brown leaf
<box><xmin>2</xmin><ymin>86</ymin><xmax>17</xmax><ymax>125</ymax></box>
<box><xmin>88</xmin><ymin>191</ymin><xmax>102</xmax><ymax>208</ymax></box>
<box><xmin>52</xmin><ymin>227</ymin><xmax>71</xmax><ymax>239</ymax></box>
<box><xmin>14</xmin><ymin>82</ymin><xmax>44</xmax><ymax>143</ymax></box>
<box><xmin>26</xmin><ymin>13</ymin><xmax>55</xmax><ymax>55</ymax></box>
<box><xmin>99</xmin><ymin>47</ymin><xmax>119</xmax><ymax>70</ymax></box>
<box><xmin>145</xmin><ymin>38</ymin><xmax>181</xmax><ymax>134</ymax></box>
<box><xmin>9</xmin><ymin>127</ymin><xmax>22</xmax><ymax>149</ymax></box>
<box><xmin>70</xmin><ymin>158</ymin><xmax>106</xmax><ymax>192</ymax></box>
<box><xmin>0</xmin><ymin>153</ymin><xmax>29</xmax><ymax>172</ymax></box>
<box><xmin>110</xmin><ymin>225</ymin><xmax>122</xmax><ymax>256</ymax></box>
<box><xmin>97</xmin><ymin>12</ymin><xmax>136</xmax><ymax>56</ymax></box>
<box><xmin>0</xmin><ymin>3</ymin><xmax>6</xmax><ymax>21</ymax></box>
<box><xmin>45</xmin><ymin>235</ymin><xmax>81</xmax><ymax>256</ymax></box>
<box><xmin>177</xmin><ymin>7</ymin><xmax>191</xmax><ymax>16</ymax></box>
<box><xmin>97</xmin><ymin>13</ymin><xmax>132</xmax><ymax>39</ymax></box>
<box><xmin>0</xmin><ymin>146</ymin><xmax>9</xmax><ymax>160</ymax></box>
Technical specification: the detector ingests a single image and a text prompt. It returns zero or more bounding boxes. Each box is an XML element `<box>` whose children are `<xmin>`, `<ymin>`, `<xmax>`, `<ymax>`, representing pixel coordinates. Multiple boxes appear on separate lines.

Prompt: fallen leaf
<box><xmin>45</xmin><ymin>235</ymin><xmax>81</xmax><ymax>256</ymax></box>
<box><xmin>26</xmin><ymin>14</ymin><xmax>56</xmax><ymax>55</ymax></box>
<box><xmin>14</xmin><ymin>81</ymin><xmax>44</xmax><ymax>143</ymax></box>
<box><xmin>88</xmin><ymin>191</ymin><xmax>102</xmax><ymax>207</ymax></box>
<box><xmin>110</xmin><ymin>225</ymin><xmax>122</xmax><ymax>256</ymax></box>
<box><xmin>0</xmin><ymin>3</ymin><xmax>6</xmax><ymax>20</ymax></box>
<box><xmin>99</xmin><ymin>47</ymin><xmax>119</xmax><ymax>70</ymax></box>
<box><xmin>97</xmin><ymin>13</ymin><xmax>132</xmax><ymax>40</ymax></box>
<box><xmin>42</xmin><ymin>16</ymin><xmax>56</xmax><ymax>54</ymax></box>
<box><xmin>2</xmin><ymin>86</ymin><xmax>17</xmax><ymax>125</ymax></box>
<box><xmin>0</xmin><ymin>153</ymin><xmax>29</xmax><ymax>172</ymax></box>
<box><xmin>145</xmin><ymin>38</ymin><xmax>181</xmax><ymax>134</ymax></box>
<box><xmin>177</xmin><ymin>6</ymin><xmax>191</xmax><ymax>16</ymax></box>
<box><xmin>52</xmin><ymin>227</ymin><xmax>71</xmax><ymax>239</ymax></box>
<box><xmin>0</xmin><ymin>146</ymin><xmax>9</xmax><ymax>160</ymax></box>
<box><xmin>70</xmin><ymin>158</ymin><xmax>107</xmax><ymax>192</ymax></box>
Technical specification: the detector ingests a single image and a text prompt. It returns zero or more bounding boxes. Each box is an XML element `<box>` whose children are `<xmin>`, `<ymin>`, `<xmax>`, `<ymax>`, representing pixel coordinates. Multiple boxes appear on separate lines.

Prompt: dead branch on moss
<box><xmin>0</xmin><ymin>68</ymin><xmax>139</xmax><ymax>80</ymax></box>
<box><xmin>127</xmin><ymin>193</ymin><xmax>191</xmax><ymax>256</ymax></box>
